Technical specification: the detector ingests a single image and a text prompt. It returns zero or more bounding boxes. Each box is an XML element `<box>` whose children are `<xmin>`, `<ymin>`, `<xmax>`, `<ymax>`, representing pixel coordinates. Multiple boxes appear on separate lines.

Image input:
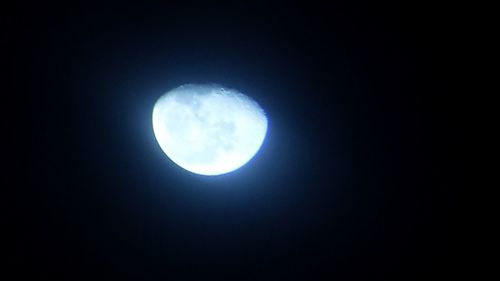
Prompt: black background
<box><xmin>7</xmin><ymin>1</ymin><xmax>460</xmax><ymax>280</ymax></box>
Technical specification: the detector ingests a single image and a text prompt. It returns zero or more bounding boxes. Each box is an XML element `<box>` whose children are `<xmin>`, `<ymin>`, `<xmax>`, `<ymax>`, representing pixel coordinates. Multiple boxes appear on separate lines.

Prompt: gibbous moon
<box><xmin>152</xmin><ymin>84</ymin><xmax>268</xmax><ymax>176</ymax></box>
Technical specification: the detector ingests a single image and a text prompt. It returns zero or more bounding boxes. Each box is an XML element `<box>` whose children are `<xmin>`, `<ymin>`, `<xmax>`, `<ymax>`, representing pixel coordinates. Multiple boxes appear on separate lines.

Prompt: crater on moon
<box><xmin>152</xmin><ymin>84</ymin><xmax>268</xmax><ymax>176</ymax></box>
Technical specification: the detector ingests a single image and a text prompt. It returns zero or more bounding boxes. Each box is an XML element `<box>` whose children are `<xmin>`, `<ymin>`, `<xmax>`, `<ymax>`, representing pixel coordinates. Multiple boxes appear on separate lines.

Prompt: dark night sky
<box><xmin>7</xmin><ymin>1</ymin><xmax>460</xmax><ymax>280</ymax></box>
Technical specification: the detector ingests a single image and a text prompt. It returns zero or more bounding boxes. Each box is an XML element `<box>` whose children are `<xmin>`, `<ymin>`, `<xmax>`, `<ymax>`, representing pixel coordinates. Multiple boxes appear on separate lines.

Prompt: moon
<box><xmin>152</xmin><ymin>84</ymin><xmax>268</xmax><ymax>176</ymax></box>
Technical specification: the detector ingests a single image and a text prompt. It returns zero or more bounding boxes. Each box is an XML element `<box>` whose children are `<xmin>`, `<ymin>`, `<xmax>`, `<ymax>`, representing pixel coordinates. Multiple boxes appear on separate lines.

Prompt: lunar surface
<box><xmin>152</xmin><ymin>84</ymin><xmax>268</xmax><ymax>176</ymax></box>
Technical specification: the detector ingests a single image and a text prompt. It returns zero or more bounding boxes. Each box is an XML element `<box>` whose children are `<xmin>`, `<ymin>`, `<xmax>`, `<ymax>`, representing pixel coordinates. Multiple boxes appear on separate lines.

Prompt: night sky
<box><xmin>8</xmin><ymin>1</ymin><xmax>459</xmax><ymax>280</ymax></box>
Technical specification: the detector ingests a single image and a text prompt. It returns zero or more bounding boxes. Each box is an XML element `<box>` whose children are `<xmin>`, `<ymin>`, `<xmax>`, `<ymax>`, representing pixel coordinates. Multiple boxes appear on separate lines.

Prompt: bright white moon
<box><xmin>152</xmin><ymin>84</ymin><xmax>268</xmax><ymax>176</ymax></box>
